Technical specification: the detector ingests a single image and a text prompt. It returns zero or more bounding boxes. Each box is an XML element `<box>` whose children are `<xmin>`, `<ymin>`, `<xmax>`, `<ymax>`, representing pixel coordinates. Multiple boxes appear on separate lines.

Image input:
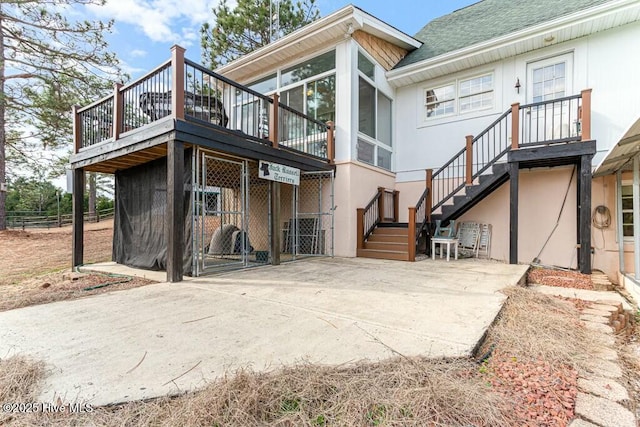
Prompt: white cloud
<box><xmin>130</xmin><ymin>49</ymin><xmax>148</xmax><ymax>58</ymax></box>
<box><xmin>88</xmin><ymin>0</ymin><xmax>221</xmax><ymax>44</ymax></box>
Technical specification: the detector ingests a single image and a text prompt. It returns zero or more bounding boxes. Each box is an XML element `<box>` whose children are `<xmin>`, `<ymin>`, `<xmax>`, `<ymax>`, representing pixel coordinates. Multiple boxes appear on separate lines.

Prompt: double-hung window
<box><xmin>424</xmin><ymin>73</ymin><xmax>493</xmax><ymax>120</ymax></box>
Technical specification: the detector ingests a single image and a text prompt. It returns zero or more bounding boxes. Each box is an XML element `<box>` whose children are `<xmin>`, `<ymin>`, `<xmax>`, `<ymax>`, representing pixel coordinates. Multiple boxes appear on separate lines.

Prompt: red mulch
<box><xmin>528</xmin><ymin>268</ymin><xmax>594</xmax><ymax>290</ymax></box>
<box><xmin>486</xmin><ymin>351</ymin><xmax>578</xmax><ymax>427</ymax></box>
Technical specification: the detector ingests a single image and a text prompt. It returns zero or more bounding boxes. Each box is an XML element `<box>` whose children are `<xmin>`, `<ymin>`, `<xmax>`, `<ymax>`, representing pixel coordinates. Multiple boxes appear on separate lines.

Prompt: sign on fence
<box><xmin>258</xmin><ymin>161</ymin><xmax>300</xmax><ymax>186</ymax></box>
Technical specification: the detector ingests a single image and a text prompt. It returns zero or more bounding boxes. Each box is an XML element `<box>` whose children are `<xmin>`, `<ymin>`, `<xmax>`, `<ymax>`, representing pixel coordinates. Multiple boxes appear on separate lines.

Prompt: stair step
<box><xmin>368</xmin><ymin>234</ymin><xmax>408</xmax><ymax>243</ymax></box>
<box><xmin>372</xmin><ymin>227</ymin><xmax>410</xmax><ymax>235</ymax></box>
<box><xmin>377</xmin><ymin>222</ymin><xmax>408</xmax><ymax>228</ymax></box>
<box><xmin>357</xmin><ymin>248</ymin><xmax>410</xmax><ymax>261</ymax></box>
<box><xmin>364</xmin><ymin>241</ymin><xmax>409</xmax><ymax>251</ymax></box>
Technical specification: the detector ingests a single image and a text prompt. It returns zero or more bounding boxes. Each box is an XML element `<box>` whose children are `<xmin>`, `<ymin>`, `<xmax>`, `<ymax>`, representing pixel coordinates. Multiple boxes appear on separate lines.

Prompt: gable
<box><xmin>352</xmin><ymin>30</ymin><xmax>409</xmax><ymax>71</ymax></box>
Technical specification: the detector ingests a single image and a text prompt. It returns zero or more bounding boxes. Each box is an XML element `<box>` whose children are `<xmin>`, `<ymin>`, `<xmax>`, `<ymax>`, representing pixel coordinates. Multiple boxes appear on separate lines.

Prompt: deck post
<box><xmin>270</xmin><ymin>93</ymin><xmax>279</xmax><ymax>149</ymax></box>
<box><xmin>171</xmin><ymin>45</ymin><xmax>185</xmax><ymax>120</ymax></box>
<box><xmin>578</xmin><ymin>154</ymin><xmax>593</xmax><ymax>274</ymax></box>
<box><xmin>511</xmin><ymin>103</ymin><xmax>520</xmax><ymax>150</ymax></box>
<box><xmin>356</xmin><ymin>208</ymin><xmax>365</xmax><ymax>253</ymax></box>
<box><xmin>426</xmin><ymin>168</ymin><xmax>433</xmax><ymax>222</ymax></box>
<box><xmin>72</xmin><ymin>168</ymin><xmax>85</xmax><ymax>268</ymax></box>
<box><xmin>509</xmin><ymin>162</ymin><xmax>519</xmax><ymax>264</ymax></box>
<box><xmin>72</xmin><ymin>105</ymin><xmax>81</xmax><ymax>153</ymax></box>
<box><xmin>270</xmin><ymin>181</ymin><xmax>281</xmax><ymax>265</ymax></box>
<box><xmin>326</xmin><ymin>121</ymin><xmax>335</xmax><ymax>163</ymax></box>
<box><xmin>166</xmin><ymin>139</ymin><xmax>184</xmax><ymax>282</ymax></box>
<box><xmin>377</xmin><ymin>187</ymin><xmax>385</xmax><ymax>222</ymax></box>
<box><xmin>465</xmin><ymin>135</ymin><xmax>473</xmax><ymax>185</ymax></box>
<box><xmin>408</xmin><ymin>207</ymin><xmax>416</xmax><ymax>262</ymax></box>
<box><xmin>112</xmin><ymin>83</ymin><xmax>124</xmax><ymax>140</ymax></box>
<box><xmin>580</xmin><ymin>89</ymin><xmax>592</xmax><ymax>141</ymax></box>
<box><xmin>393</xmin><ymin>190</ymin><xmax>400</xmax><ymax>222</ymax></box>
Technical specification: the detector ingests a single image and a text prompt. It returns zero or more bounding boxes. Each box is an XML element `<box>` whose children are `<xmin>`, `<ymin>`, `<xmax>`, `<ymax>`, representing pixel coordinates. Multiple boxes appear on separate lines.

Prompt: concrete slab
<box><xmin>575</xmin><ymin>392</ymin><xmax>636</xmax><ymax>427</ymax></box>
<box><xmin>0</xmin><ymin>257</ymin><xmax>528</xmax><ymax>406</ymax></box>
<box><xmin>578</xmin><ymin>377</ymin><xmax>630</xmax><ymax>402</ymax></box>
<box><xmin>531</xmin><ymin>285</ymin><xmax>633</xmax><ymax>310</ymax></box>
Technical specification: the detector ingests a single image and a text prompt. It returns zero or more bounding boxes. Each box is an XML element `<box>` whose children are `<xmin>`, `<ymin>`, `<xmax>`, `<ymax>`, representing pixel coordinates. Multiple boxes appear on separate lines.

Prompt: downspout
<box><xmin>634</xmin><ymin>156</ymin><xmax>640</xmax><ymax>280</ymax></box>
<box><xmin>616</xmin><ymin>170</ymin><xmax>625</xmax><ymax>273</ymax></box>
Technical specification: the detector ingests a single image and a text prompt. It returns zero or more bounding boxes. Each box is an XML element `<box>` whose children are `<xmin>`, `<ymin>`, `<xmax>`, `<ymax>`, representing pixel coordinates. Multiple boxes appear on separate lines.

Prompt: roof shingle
<box><xmin>395</xmin><ymin>0</ymin><xmax>612</xmax><ymax>69</ymax></box>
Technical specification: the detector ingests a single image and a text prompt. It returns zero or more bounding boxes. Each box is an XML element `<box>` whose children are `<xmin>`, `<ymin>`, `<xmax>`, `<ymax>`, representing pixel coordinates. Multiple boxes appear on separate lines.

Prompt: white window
<box><xmin>424</xmin><ymin>73</ymin><xmax>493</xmax><ymax>119</ymax></box>
<box><xmin>527</xmin><ymin>53</ymin><xmax>573</xmax><ymax>104</ymax></box>
<box><xmin>356</xmin><ymin>49</ymin><xmax>393</xmax><ymax>171</ymax></box>
<box><xmin>622</xmin><ymin>185</ymin><xmax>634</xmax><ymax>238</ymax></box>
<box><xmin>425</xmin><ymin>84</ymin><xmax>455</xmax><ymax>118</ymax></box>
<box><xmin>459</xmin><ymin>75</ymin><xmax>493</xmax><ymax>112</ymax></box>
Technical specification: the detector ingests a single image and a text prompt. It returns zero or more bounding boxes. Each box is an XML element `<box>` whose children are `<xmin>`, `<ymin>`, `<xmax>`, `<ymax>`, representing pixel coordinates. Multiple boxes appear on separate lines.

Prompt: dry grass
<box><xmin>0</xmin><ymin>272</ymin><xmax>155</xmax><ymax>312</ymax></box>
<box><xmin>483</xmin><ymin>286</ymin><xmax>594</xmax><ymax>369</ymax></box>
<box><xmin>5</xmin><ymin>357</ymin><xmax>507</xmax><ymax>426</ymax></box>
<box><xmin>0</xmin><ymin>356</ymin><xmax>46</xmax><ymax>425</ymax></box>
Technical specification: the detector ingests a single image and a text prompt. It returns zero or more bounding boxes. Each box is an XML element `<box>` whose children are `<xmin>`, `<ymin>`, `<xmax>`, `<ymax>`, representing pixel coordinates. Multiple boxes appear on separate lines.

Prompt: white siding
<box><xmin>394</xmin><ymin>20</ymin><xmax>640</xmax><ymax>182</ymax></box>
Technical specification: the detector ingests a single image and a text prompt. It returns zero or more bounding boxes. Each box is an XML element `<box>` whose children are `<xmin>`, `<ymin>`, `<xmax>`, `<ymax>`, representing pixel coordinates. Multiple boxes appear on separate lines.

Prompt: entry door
<box><xmin>525</xmin><ymin>53</ymin><xmax>574</xmax><ymax>143</ymax></box>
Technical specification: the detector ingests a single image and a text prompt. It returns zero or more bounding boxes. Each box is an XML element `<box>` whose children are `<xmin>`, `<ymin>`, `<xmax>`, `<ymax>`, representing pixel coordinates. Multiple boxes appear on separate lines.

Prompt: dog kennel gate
<box><xmin>192</xmin><ymin>148</ymin><xmax>334</xmax><ymax>276</ymax></box>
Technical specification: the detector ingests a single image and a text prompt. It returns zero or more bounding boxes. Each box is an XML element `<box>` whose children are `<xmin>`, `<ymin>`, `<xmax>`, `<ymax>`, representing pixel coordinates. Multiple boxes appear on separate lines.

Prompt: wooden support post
<box><xmin>393</xmin><ymin>190</ymin><xmax>399</xmax><ymax>222</ymax></box>
<box><xmin>509</xmin><ymin>162</ymin><xmax>519</xmax><ymax>264</ymax></box>
<box><xmin>356</xmin><ymin>208</ymin><xmax>365</xmax><ymax>253</ymax></box>
<box><xmin>171</xmin><ymin>45</ymin><xmax>185</xmax><ymax>120</ymax></box>
<box><xmin>616</xmin><ymin>170</ymin><xmax>625</xmax><ymax>273</ymax></box>
<box><xmin>72</xmin><ymin>105</ymin><xmax>81</xmax><ymax>153</ymax></box>
<box><xmin>377</xmin><ymin>187</ymin><xmax>385</xmax><ymax>222</ymax></box>
<box><xmin>112</xmin><ymin>83</ymin><xmax>124</xmax><ymax>140</ymax></box>
<box><xmin>579</xmin><ymin>154</ymin><xmax>593</xmax><ymax>274</ymax></box>
<box><xmin>511</xmin><ymin>103</ymin><xmax>520</xmax><ymax>150</ymax></box>
<box><xmin>465</xmin><ymin>135</ymin><xmax>473</xmax><ymax>185</ymax></box>
<box><xmin>581</xmin><ymin>89</ymin><xmax>592</xmax><ymax>141</ymax></box>
<box><xmin>408</xmin><ymin>207</ymin><xmax>416</xmax><ymax>262</ymax></box>
<box><xmin>270</xmin><ymin>93</ymin><xmax>279</xmax><ymax>149</ymax></box>
<box><xmin>166</xmin><ymin>139</ymin><xmax>184</xmax><ymax>282</ymax></box>
<box><xmin>270</xmin><ymin>181</ymin><xmax>281</xmax><ymax>265</ymax></box>
<box><xmin>72</xmin><ymin>168</ymin><xmax>85</xmax><ymax>268</ymax></box>
<box><xmin>426</xmin><ymin>169</ymin><xmax>433</xmax><ymax>222</ymax></box>
<box><xmin>326</xmin><ymin>121</ymin><xmax>335</xmax><ymax>163</ymax></box>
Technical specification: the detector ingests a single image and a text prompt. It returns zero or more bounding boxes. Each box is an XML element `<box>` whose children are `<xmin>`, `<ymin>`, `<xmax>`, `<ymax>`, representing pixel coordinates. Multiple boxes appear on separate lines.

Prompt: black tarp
<box><xmin>112</xmin><ymin>149</ymin><xmax>192</xmax><ymax>275</ymax></box>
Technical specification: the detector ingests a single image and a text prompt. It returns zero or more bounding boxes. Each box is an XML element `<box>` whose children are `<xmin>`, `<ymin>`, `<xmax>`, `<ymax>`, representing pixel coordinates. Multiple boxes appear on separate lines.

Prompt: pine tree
<box><xmin>200</xmin><ymin>0</ymin><xmax>320</xmax><ymax>69</ymax></box>
<box><xmin>0</xmin><ymin>0</ymin><xmax>123</xmax><ymax>230</ymax></box>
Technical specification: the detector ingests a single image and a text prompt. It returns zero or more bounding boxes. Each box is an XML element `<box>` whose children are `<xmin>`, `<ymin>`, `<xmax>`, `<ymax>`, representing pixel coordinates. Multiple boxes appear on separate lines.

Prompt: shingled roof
<box><xmin>395</xmin><ymin>0</ymin><xmax>612</xmax><ymax>69</ymax></box>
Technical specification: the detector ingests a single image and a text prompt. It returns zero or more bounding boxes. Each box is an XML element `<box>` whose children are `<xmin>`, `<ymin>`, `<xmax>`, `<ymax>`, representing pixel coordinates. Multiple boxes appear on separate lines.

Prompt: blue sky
<box><xmin>84</xmin><ymin>0</ymin><xmax>478</xmax><ymax>80</ymax></box>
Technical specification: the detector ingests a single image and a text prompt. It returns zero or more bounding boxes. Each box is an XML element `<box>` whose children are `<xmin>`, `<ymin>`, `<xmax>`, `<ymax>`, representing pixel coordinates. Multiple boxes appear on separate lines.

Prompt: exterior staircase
<box><xmin>431</xmin><ymin>162</ymin><xmax>510</xmax><ymax>224</ymax></box>
<box><xmin>356</xmin><ymin>89</ymin><xmax>593</xmax><ymax>268</ymax></box>
<box><xmin>358</xmin><ymin>223</ymin><xmax>410</xmax><ymax>261</ymax></box>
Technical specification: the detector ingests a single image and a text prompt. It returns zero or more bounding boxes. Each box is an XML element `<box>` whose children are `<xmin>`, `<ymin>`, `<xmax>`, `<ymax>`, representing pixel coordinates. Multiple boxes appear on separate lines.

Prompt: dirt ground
<box><xmin>0</xmin><ymin>220</ymin><xmax>154</xmax><ymax>311</ymax></box>
<box><xmin>0</xmin><ymin>220</ymin><xmax>115</xmax><ymax>286</ymax></box>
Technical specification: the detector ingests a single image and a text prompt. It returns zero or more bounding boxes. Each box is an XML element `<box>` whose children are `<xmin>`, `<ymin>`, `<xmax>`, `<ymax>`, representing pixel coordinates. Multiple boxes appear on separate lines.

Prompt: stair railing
<box><xmin>407</xmin><ymin>187</ymin><xmax>430</xmax><ymax>261</ymax></box>
<box><xmin>429</xmin><ymin>89</ymin><xmax>592</xmax><ymax>214</ymax></box>
<box><xmin>356</xmin><ymin>187</ymin><xmax>398</xmax><ymax>253</ymax></box>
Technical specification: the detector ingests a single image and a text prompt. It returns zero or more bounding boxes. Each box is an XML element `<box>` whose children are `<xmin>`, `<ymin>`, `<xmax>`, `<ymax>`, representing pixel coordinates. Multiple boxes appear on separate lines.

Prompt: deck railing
<box><xmin>429</xmin><ymin>89</ymin><xmax>591</xmax><ymax>211</ymax></box>
<box><xmin>74</xmin><ymin>46</ymin><xmax>334</xmax><ymax>162</ymax></box>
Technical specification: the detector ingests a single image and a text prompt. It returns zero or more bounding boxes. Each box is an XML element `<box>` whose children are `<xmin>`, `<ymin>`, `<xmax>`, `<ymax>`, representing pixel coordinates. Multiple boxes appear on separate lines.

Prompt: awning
<box><xmin>594</xmin><ymin>116</ymin><xmax>640</xmax><ymax>177</ymax></box>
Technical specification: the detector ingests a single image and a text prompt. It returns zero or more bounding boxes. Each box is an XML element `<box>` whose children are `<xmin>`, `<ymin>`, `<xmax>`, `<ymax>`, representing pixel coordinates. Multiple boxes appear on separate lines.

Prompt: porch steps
<box><xmin>358</xmin><ymin>223</ymin><xmax>411</xmax><ymax>261</ymax></box>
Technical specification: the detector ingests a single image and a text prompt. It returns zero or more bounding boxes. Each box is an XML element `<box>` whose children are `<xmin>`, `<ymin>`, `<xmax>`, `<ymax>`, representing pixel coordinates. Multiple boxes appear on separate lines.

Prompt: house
<box><xmin>70</xmin><ymin>0</ymin><xmax>640</xmax><ymax>301</ymax></box>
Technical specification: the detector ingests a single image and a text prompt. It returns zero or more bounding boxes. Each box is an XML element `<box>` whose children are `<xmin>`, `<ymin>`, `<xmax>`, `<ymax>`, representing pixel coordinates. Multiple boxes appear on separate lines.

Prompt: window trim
<box><xmin>356</xmin><ymin>48</ymin><xmax>394</xmax><ymax>171</ymax></box>
<box><xmin>621</xmin><ymin>182</ymin><xmax>635</xmax><ymax>240</ymax></box>
<box><xmin>423</xmin><ymin>72</ymin><xmax>494</xmax><ymax>121</ymax></box>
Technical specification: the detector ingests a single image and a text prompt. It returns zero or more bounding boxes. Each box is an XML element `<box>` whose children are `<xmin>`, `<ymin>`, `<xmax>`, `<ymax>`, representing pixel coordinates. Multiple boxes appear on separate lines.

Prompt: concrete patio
<box><xmin>0</xmin><ymin>257</ymin><xmax>528</xmax><ymax>406</ymax></box>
